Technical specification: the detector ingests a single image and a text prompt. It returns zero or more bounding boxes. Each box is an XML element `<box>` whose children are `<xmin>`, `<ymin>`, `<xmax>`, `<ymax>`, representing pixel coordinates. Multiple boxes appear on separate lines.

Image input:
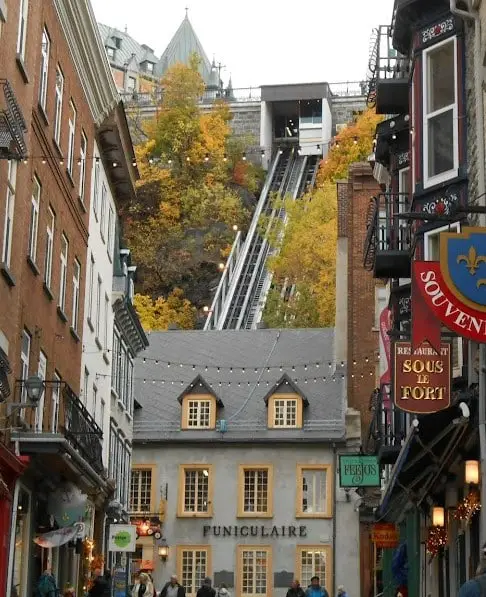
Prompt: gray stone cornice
<box><xmin>53</xmin><ymin>0</ymin><xmax>119</xmax><ymax>125</ymax></box>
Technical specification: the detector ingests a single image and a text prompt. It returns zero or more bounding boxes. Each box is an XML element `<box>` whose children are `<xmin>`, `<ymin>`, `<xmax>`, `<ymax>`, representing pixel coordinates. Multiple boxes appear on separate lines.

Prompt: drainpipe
<box><xmin>450</xmin><ymin>0</ymin><xmax>486</xmax><ymax>547</ymax></box>
<box><xmin>332</xmin><ymin>444</ymin><xmax>337</xmax><ymax>597</ymax></box>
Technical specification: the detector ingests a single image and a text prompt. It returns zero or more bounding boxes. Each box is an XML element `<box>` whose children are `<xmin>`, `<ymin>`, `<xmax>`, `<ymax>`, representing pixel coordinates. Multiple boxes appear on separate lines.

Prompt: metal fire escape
<box><xmin>205</xmin><ymin>149</ymin><xmax>319</xmax><ymax>330</ymax></box>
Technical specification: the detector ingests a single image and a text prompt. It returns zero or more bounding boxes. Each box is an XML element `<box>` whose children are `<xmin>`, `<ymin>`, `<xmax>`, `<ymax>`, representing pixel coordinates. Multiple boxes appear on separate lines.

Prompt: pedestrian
<box><xmin>197</xmin><ymin>577</ymin><xmax>216</xmax><ymax>597</ymax></box>
<box><xmin>35</xmin><ymin>569</ymin><xmax>58</xmax><ymax>597</ymax></box>
<box><xmin>160</xmin><ymin>575</ymin><xmax>186</xmax><ymax>597</ymax></box>
<box><xmin>305</xmin><ymin>576</ymin><xmax>329</xmax><ymax>597</ymax></box>
<box><xmin>88</xmin><ymin>567</ymin><xmax>110</xmax><ymax>597</ymax></box>
<box><xmin>458</xmin><ymin>555</ymin><xmax>486</xmax><ymax>597</ymax></box>
<box><xmin>132</xmin><ymin>572</ymin><xmax>155</xmax><ymax>597</ymax></box>
<box><xmin>287</xmin><ymin>580</ymin><xmax>305</xmax><ymax>597</ymax></box>
<box><xmin>148</xmin><ymin>573</ymin><xmax>157</xmax><ymax>597</ymax></box>
<box><xmin>217</xmin><ymin>583</ymin><xmax>230</xmax><ymax>597</ymax></box>
<box><xmin>336</xmin><ymin>586</ymin><xmax>348</xmax><ymax>597</ymax></box>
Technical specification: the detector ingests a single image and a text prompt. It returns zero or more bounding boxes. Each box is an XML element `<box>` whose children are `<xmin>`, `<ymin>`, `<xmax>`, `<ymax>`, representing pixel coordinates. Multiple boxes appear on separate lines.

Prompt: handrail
<box><xmin>204</xmin><ymin>231</ymin><xmax>242</xmax><ymax>330</ymax></box>
<box><xmin>216</xmin><ymin>152</ymin><xmax>283</xmax><ymax>329</ymax></box>
<box><xmin>236</xmin><ymin>153</ymin><xmax>295</xmax><ymax>328</ymax></box>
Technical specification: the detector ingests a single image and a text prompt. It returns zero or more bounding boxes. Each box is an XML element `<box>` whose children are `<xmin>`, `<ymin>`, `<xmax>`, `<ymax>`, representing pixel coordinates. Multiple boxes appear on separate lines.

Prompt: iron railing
<box><xmin>366</xmin><ymin>25</ymin><xmax>410</xmax><ymax>108</ymax></box>
<box><xmin>63</xmin><ymin>384</ymin><xmax>104</xmax><ymax>474</ymax></box>
<box><xmin>121</xmin><ymin>81</ymin><xmax>368</xmax><ymax>109</ymax></box>
<box><xmin>0</xmin><ymin>79</ymin><xmax>27</xmax><ymax>159</ymax></box>
<box><xmin>366</xmin><ymin>385</ymin><xmax>410</xmax><ymax>454</ymax></box>
<box><xmin>363</xmin><ymin>192</ymin><xmax>411</xmax><ymax>271</ymax></box>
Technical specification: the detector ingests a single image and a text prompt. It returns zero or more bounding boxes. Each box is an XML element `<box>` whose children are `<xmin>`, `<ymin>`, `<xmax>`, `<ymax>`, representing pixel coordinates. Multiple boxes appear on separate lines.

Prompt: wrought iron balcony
<box><xmin>363</xmin><ymin>192</ymin><xmax>411</xmax><ymax>279</ymax></box>
<box><xmin>367</xmin><ymin>25</ymin><xmax>410</xmax><ymax>115</ymax></box>
<box><xmin>12</xmin><ymin>381</ymin><xmax>104</xmax><ymax>476</ymax></box>
<box><xmin>367</xmin><ymin>385</ymin><xmax>411</xmax><ymax>464</ymax></box>
<box><xmin>63</xmin><ymin>384</ymin><xmax>103</xmax><ymax>475</ymax></box>
<box><xmin>0</xmin><ymin>79</ymin><xmax>27</xmax><ymax>160</ymax></box>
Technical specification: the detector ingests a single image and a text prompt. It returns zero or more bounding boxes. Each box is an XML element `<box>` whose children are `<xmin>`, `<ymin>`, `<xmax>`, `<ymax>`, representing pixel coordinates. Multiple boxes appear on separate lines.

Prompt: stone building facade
<box><xmin>130</xmin><ymin>329</ymin><xmax>361</xmax><ymax>597</ymax></box>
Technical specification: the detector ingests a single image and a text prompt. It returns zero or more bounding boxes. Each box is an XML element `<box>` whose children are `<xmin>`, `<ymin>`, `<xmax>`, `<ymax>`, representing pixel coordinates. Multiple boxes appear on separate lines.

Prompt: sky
<box><xmin>90</xmin><ymin>0</ymin><xmax>393</xmax><ymax>89</ymax></box>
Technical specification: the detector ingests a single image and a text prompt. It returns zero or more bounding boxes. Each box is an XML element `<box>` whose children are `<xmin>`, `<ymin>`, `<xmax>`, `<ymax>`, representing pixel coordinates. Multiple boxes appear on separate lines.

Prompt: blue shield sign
<box><xmin>440</xmin><ymin>227</ymin><xmax>486</xmax><ymax>310</ymax></box>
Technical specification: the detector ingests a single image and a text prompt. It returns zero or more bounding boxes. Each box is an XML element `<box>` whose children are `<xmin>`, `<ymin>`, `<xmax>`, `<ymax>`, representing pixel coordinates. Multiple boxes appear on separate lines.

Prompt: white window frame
<box><xmin>238</xmin><ymin>547</ymin><xmax>270</xmax><ymax>597</ymax></box>
<box><xmin>29</xmin><ymin>177</ymin><xmax>41</xmax><ymax>263</ymax></box>
<box><xmin>17</xmin><ymin>0</ymin><xmax>28</xmax><ymax>59</ymax></box>
<box><xmin>423</xmin><ymin>222</ymin><xmax>461</xmax><ymax>261</ymax></box>
<box><xmin>181</xmin><ymin>467</ymin><xmax>210</xmax><ymax>514</ymax></box>
<box><xmin>100</xmin><ymin>183</ymin><xmax>107</xmax><ymax>241</ymax></box>
<box><xmin>96</xmin><ymin>275</ymin><xmax>102</xmax><ymax>338</ymax></box>
<box><xmin>104</xmin><ymin>293</ymin><xmax>110</xmax><ymax>349</ymax></box>
<box><xmin>20</xmin><ymin>329</ymin><xmax>31</xmax><ymax>402</ymax></box>
<box><xmin>35</xmin><ymin>351</ymin><xmax>47</xmax><ymax>431</ymax></box>
<box><xmin>71</xmin><ymin>259</ymin><xmax>80</xmax><ymax>331</ymax></box>
<box><xmin>3</xmin><ymin>160</ymin><xmax>17</xmax><ymax>267</ymax></box>
<box><xmin>92</xmin><ymin>158</ymin><xmax>100</xmax><ymax>218</ymax></box>
<box><xmin>39</xmin><ymin>28</ymin><xmax>50</xmax><ymax>110</ymax></box>
<box><xmin>83</xmin><ymin>367</ymin><xmax>89</xmax><ymax>406</ymax></box>
<box><xmin>67</xmin><ymin>100</ymin><xmax>76</xmax><ymax>175</ymax></box>
<box><xmin>78</xmin><ymin>132</ymin><xmax>87</xmax><ymax>203</ymax></box>
<box><xmin>51</xmin><ymin>372</ymin><xmax>61</xmax><ymax>432</ymax></box>
<box><xmin>106</xmin><ymin>46</ymin><xmax>115</xmax><ymax>59</ymax></box>
<box><xmin>423</xmin><ymin>36</ymin><xmax>459</xmax><ymax>189</ymax></box>
<box><xmin>88</xmin><ymin>254</ymin><xmax>95</xmax><ymax>321</ymax></box>
<box><xmin>130</xmin><ymin>469</ymin><xmax>152</xmax><ymax>513</ymax></box>
<box><xmin>54</xmin><ymin>66</ymin><xmax>64</xmax><ymax>145</ymax></box>
<box><xmin>44</xmin><ymin>205</ymin><xmax>55</xmax><ymax>288</ymax></box>
<box><xmin>273</xmin><ymin>398</ymin><xmax>298</xmax><ymax>428</ymax></box>
<box><xmin>59</xmin><ymin>234</ymin><xmax>68</xmax><ymax>311</ymax></box>
<box><xmin>179</xmin><ymin>547</ymin><xmax>210</xmax><ymax>597</ymax></box>
<box><xmin>92</xmin><ymin>383</ymin><xmax>98</xmax><ymax>423</ymax></box>
<box><xmin>107</xmin><ymin>205</ymin><xmax>114</xmax><ymax>259</ymax></box>
<box><xmin>187</xmin><ymin>399</ymin><xmax>212</xmax><ymax>428</ymax></box>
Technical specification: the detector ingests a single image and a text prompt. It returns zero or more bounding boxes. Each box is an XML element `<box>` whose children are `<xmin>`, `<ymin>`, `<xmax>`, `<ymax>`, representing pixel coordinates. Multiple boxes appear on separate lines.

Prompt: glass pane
<box><xmin>302</xmin><ymin>470</ymin><xmax>327</xmax><ymax>513</ymax></box>
<box><xmin>427</xmin><ymin>41</ymin><xmax>455</xmax><ymax>113</ymax></box>
<box><xmin>428</xmin><ymin>109</ymin><xmax>454</xmax><ymax>177</ymax></box>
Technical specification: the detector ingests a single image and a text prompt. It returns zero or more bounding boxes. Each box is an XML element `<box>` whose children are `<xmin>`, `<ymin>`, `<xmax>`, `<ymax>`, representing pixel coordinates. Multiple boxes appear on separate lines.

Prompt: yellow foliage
<box><xmin>318</xmin><ymin>108</ymin><xmax>383</xmax><ymax>183</ymax></box>
<box><xmin>263</xmin><ymin>184</ymin><xmax>337</xmax><ymax>328</ymax></box>
<box><xmin>133</xmin><ymin>290</ymin><xmax>196</xmax><ymax>331</ymax></box>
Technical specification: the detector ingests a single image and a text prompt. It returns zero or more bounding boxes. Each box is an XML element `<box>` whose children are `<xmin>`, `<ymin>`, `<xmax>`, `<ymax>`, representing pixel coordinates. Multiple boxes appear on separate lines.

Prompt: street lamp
<box><xmin>25</xmin><ymin>375</ymin><xmax>45</xmax><ymax>403</ymax></box>
<box><xmin>158</xmin><ymin>539</ymin><xmax>169</xmax><ymax>560</ymax></box>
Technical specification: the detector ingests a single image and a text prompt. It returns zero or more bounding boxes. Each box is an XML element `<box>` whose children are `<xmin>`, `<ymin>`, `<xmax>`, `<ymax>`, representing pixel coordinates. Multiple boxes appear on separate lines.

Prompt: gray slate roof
<box><xmin>133</xmin><ymin>328</ymin><xmax>347</xmax><ymax>444</ymax></box>
<box><xmin>98</xmin><ymin>15</ymin><xmax>216</xmax><ymax>86</ymax></box>
<box><xmin>155</xmin><ymin>14</ymin><xmax>213</xmax><ymax>83</ymax></box>
<box><xmin>98</xmin><ymin>24</ymin><xmax>156</xmax><ymax>72</ymax></box>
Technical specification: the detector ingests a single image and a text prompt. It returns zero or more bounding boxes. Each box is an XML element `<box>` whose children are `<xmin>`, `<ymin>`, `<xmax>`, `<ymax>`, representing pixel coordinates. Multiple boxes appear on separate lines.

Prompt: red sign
<box><xmin>413</xmin><ymin>261</ymin><xmax>486</xmax><ymax>344</ymax></box>
<box><xmin>372</xmin><ymin>523</ymin><xmax>399</xmax><ymax>548</ymax></box>
<box><xmin>393</xmin><ymin>341</ymin><xmax>451</xmax><ymax>414</ymax></box>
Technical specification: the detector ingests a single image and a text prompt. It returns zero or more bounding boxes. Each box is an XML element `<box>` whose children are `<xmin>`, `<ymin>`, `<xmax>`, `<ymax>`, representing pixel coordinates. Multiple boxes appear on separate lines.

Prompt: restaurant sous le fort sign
<box><xmin>394</xmin><ymin>227</ymin><xmax>486</xmax><ymax>415</ymax></box>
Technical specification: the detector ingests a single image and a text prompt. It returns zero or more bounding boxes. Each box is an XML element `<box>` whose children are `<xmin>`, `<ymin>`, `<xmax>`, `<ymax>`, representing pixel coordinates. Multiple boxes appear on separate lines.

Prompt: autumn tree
<box><xmin>134</xmin><ymin>290</ymin><xmax>196</xmax><ymax>331</ymax></box>
<box><xmin>262</xmin><ymin>108</ymin><xmax>380</xmax><ymax>328</ymax></box>
<box><xmin>123</xmin><ymin>54</ymin><xmax>254</xmax><ymax>314</ymax></box>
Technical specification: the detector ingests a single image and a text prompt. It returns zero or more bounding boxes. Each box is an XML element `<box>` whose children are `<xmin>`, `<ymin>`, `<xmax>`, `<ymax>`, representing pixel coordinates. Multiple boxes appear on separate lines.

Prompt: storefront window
<box><xmin>10</xmin><ymin>486</ymin><xmax>31</xmax><ymax>597</ymax></box>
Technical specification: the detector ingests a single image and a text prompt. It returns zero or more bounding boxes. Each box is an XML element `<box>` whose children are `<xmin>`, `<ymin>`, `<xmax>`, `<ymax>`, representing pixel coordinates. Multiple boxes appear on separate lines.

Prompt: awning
<box><xmin>377</xmin><ymin>394</ymin><xmax>476</xmax><ymax>520</ymax></box>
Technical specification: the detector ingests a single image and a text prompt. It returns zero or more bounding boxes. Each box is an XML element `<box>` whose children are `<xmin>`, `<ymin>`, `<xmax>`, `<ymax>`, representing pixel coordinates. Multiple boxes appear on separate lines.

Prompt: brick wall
<box><xmin>345</xmin><ymin>162</ymin><xmax>381</xmax><ymax>434</ymax></box>
<box><xmin>0</xmin><ymin>0</ymin><xmax>100</xmax><ymax>410</ymax></box>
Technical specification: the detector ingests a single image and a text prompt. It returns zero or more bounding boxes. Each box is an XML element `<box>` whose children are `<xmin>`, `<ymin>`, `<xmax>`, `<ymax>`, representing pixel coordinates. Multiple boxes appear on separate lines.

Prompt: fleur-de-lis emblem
<box><xmin>457</xmin><ymin>246</ymin><xmax>486</xmax><ymax>275</ymax></box>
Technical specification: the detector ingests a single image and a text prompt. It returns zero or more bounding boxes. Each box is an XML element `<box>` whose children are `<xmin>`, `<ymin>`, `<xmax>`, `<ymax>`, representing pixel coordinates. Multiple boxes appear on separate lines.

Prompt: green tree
<box><xmin>262</xmin><ymin>108</ymin><xmax>380</xmax><ymax>328</ymax></box>
<box><xmin>122</xmin><ymin>55</ymin><xmax>253</xmax><ymax>310</ymax></box>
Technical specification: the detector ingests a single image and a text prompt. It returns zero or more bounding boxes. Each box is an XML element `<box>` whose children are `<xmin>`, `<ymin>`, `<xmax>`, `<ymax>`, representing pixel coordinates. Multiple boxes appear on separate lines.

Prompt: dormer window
<box><xmin>263</xmin><ymin>374</ymin><xmax>307</xmax><ymax>429</ymax></box>
<box><xmin>142</xmin><ymin>61</ymin><xmax>154</xmax><ymax>74</ymax></box>
<box><xmin>178</xmin><ymin>376</ymin><xmax>223</xmax><ymax>430</ymax></box>
<box><xmin>187</xmin><ymin>398</ymin><xmax>212</xmax><ymax>428</ymax></box>
<box><xmin>106</xmin><ymin>46</ymin><xmax>115</xmax><ymax>60</ymax></box>
<box><xmin>272</xmin><ymin>397</ymin><xmax>299</xmax><ymax>428</ymax></box>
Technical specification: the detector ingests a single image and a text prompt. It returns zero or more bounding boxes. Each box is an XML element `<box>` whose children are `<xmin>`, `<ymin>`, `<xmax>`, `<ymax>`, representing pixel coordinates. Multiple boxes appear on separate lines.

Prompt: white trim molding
<box><xmin>53</xmin><ymin>0</ymin><xmax>119</xmax><ymax>125</ymax></box>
